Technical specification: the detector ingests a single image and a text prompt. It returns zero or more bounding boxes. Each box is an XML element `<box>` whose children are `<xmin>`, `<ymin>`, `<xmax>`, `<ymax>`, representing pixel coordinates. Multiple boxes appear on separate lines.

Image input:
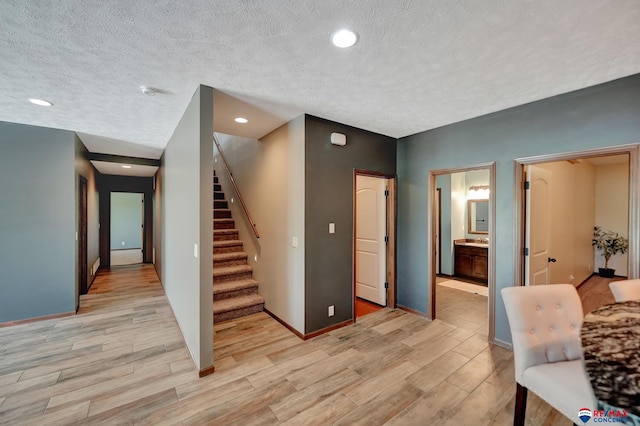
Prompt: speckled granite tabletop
<box><xmin>582</xmin><ymin>301</ymin><xmax>640</xmax><ymax>417</ymax></box>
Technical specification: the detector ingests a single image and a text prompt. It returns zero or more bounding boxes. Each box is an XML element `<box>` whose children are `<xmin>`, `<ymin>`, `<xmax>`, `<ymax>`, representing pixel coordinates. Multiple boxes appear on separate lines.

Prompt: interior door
<box><xmin>525</xmin><ymin>165</ymin><xmax>553</xmax><ymax>285</ymax></box>
<box><xmin>355</xmin><ymin>175</ymin><xmax>387</xmax><ymax>305</ymax></box>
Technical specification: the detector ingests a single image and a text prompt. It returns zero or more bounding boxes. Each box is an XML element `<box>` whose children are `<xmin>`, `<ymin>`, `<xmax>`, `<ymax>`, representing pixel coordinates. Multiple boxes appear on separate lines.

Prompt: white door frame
<box><xmin>428</xmin><ymin>162</ymin><xmax>496</xmax><ymax>344</ymax></box>
<box><xmin>514</xmin><ymin>144</ymin><xmax>640</xmax><ymax>287</ymax></box>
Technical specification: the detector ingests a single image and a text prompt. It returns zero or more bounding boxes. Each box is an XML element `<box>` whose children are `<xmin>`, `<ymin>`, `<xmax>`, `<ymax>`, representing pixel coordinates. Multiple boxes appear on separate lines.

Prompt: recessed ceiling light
<box><xmin>234</xmin><ymin>117</ymin><xmax>248</xmax><ymax>124</ymax></box>
<box><xmin>121</xmin><ymin>165</ymin><xmax>132</xmax><ymax>169</ymax></box>
<box><xmin>331</xmin><ymin>29</ymin><xmax>358</xmax><ymax>48</ymax></box>
<box><xmin>29</xmin><ymin>98</ymin><xmax>53</xmax><ymax>107</ymax></box>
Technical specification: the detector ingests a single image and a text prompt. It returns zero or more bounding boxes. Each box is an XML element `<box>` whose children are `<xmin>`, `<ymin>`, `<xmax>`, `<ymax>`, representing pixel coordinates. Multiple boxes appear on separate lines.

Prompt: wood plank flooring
<box><xmin>0</xmin><ymin>264</ymin><xmax>570</xmax><ymax>425</ymax></box>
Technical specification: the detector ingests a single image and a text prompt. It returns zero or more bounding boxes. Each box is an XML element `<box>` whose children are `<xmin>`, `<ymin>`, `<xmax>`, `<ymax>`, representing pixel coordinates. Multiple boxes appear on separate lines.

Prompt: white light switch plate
<box><xmin>194</xmin><ymin>243</ymin><xmax>198</xmax><ymax>258</ymax></box>
<box><xmin>292</xmin><ymin>237</ymin><xmax>298</xmax><ymax>248</ymax></box>
<box><xmin>329</xmin><ymin>223</ymin><xmax>335</xmax><ymax>234</ymax></box>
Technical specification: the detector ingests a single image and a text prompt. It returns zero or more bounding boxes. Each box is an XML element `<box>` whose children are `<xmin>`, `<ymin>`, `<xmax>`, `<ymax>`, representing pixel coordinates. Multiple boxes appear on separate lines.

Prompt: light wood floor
<box><xmin>0</xmin><ymin>265</ymin><xmax>571</xmax><ymax>425</ymax></box>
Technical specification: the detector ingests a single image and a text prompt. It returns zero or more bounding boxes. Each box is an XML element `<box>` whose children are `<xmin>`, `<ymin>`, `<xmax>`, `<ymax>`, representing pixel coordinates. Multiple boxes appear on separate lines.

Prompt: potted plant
<box><xmin>592</xmin><ymin>226</ymin><xmax>629</xmax><ymax>278</ymax></box>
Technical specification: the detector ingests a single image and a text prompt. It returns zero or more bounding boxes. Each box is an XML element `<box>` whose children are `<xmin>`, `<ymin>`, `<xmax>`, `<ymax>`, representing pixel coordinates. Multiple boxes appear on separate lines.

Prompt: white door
<box><xmin>355</xmin><ymin>175</ymin><xmax>387</xmax><ymax>305</ymax></box>
<box><xmin>525</xmin><ymin>165</ymin><xmax>553</xmax><ymax>285</ymax></box>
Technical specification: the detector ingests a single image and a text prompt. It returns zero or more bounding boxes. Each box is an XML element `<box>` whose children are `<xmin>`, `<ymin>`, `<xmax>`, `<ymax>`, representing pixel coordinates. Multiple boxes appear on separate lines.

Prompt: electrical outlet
<box><xmin>121</xmin><ymin>241</ymin><xmax>125</xmax><ymax>246</ymax></box>
<box><xmin>328</xmin><ymin>305</ymin><xmax>335</xmax><ymax>317</ymax></box>
<box><xmin>292</xmin><ymin>237</ymin><xmax>298</xmax><ymax>248</ymax></box>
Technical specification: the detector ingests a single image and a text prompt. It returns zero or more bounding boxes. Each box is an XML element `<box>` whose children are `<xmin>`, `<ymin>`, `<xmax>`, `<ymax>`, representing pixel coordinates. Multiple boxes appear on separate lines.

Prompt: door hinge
<box><xmin>384</xmin><ymin>236</ymin><xmax>389</xmax><ymax>244</ymax></box>
<box><xmin>524</xmin><ymin>247</ymin><xmax>529</xmax><ymax>256</ymax></box>
<box><xmin>384</xmin><ymin>282</ymin><xmax>389</xmax><ymax>289</ymax></box>
<box><xmin>524</xmin><ymin>181</ymin><xmax>530</xmax><ymax>190</ymax></box>
<box><xmin>384</xmin><ymin>189</ymin><xmax>389</xmax><ymax>197</ymax></box>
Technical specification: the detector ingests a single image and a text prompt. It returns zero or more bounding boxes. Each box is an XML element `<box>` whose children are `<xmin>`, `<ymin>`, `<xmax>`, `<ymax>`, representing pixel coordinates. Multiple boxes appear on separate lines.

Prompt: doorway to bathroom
<box><xmin>429</xmin><ymin>163</ymin><xmax>496</xmax><ymax>342</ymax></box>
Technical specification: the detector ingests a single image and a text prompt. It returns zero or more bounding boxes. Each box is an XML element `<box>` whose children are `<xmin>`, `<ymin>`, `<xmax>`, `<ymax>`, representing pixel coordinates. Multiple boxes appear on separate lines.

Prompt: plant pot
<box><xmin>598</xmin><ymin>268</ymin><xmax>615</xmax><ymax>278</ymax></box>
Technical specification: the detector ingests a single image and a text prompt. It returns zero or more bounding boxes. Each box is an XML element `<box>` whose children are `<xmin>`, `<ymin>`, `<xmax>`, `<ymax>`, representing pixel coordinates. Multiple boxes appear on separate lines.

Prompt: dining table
<box><xmin>581</xmin><ymin>300</ymin><xmax>640</xmax><ymax>424</ymax></box>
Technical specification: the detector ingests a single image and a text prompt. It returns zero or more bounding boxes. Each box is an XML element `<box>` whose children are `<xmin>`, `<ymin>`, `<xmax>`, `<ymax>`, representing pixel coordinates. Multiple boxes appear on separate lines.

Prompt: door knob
<box><xmin>548</xmin><ymin>257</ymin><xmax>557</xmax><ymax>263</ymax></box>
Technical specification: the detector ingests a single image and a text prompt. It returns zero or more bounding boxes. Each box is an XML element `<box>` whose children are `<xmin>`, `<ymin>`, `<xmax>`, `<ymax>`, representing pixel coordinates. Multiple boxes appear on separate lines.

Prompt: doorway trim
<box><xmin>78</xmin><ymin>176</ymin><xmax>88</xmax><ymax>297</ymax></box>
<box><xmin>514</xmin><ymin>144</ymin><xmax>640</xmax><ymax>287</ymax></box>
<box><xmin>428</xmin><ymin>162</ymin><xmax>496</xmax><ymax>344</ymax></box>
<box><xmin>353</xmin><ymin>169</ymin><xmax>397</xmax><ymax>320</ymax></box>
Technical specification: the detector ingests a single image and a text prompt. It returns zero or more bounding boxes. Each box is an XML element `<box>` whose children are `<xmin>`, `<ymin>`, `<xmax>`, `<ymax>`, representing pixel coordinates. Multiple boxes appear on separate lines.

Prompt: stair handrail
<box><xmin>213</xmin><ymin>134</ymin><xmax>260</xmax><ymax>239</ymax></box>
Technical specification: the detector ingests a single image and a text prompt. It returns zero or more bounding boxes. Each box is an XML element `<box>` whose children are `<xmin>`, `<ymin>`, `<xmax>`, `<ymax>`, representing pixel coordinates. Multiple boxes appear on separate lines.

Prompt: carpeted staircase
<box><xmin>213</xmin><ymin>171</ymin><xmax>265</xmax><ymax>322</ymax></box>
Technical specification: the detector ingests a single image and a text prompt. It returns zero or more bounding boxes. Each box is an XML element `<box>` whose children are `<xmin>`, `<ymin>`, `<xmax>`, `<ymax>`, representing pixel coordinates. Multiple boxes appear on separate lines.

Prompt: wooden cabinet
<box><xmin>454</xmin><ymin>244</ymin><xmax>488</xmax><ymax>284</ymax></box>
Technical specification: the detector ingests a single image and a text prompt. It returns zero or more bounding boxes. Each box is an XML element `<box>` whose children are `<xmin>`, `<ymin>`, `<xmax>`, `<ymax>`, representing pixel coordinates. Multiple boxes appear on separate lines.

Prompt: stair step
<box><xmin>214</xmin><ymin>251</ymin><xmax>248</xmax><ymax>267</ymax></box>
<box><xmin>214</xmin><ymin>293</ymin><xmax>265</xmax><ymax>322</ymax></box>
<box><xmin>214</xmin><ymin>209</ymin><xmax>232</xmax><ymax>219</ymax></box>
<box><xmin>214</xmin><ymin>218</ymin><xmax>235</xmax><ymax>230</ymax></box>
<box><xmin>214</xmin><ymin>229</ymin><xmax>239</xmax><ymax>241</ymax></box>
<box><xmin>214</xmin><ymin>200</ymin><xmax>228</xmax><ymax>209</ymax></box>
<box><xmin>214</xmin><ymin>264</ymin><xmax>253</xmax><ymax>283</ymax></box>
<box><xmin>213</xmin><ymin>278</ymin><xmax>259</xmax><ymax>301</ymax></box>
<box><xmin>214</xmin><ymin>191</ymin><xmax>225</xmax><ymax>200</ymax></box>
<box><xmin>214</xmin><ymin>183</ymin><xmax>222</xmax><ymax>192</ymax></box>
<box><xmin>214</xmin><ymin>239</ymin><xmax>243</xmax><ymax>254</ymax></box>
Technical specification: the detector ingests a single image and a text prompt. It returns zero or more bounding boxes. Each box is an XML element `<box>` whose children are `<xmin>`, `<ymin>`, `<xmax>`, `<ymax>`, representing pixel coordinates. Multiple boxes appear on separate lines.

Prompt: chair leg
<box><xmin>514</xmin><ymin>383</ymin><xmax>527</xmax><ymax>426</ymax></box>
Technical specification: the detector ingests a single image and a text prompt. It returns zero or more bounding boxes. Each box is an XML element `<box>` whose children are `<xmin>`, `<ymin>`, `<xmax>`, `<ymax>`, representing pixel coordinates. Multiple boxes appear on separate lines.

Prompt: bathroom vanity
<box><xmin>454</xmin><ymin>240</ymin><xmax>488</xmax><ymax>284</ymax></box>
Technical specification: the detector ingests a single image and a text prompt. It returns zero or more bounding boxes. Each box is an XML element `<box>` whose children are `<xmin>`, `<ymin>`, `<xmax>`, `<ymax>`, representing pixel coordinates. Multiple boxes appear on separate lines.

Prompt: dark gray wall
<box><xmin>0</xmin><ymin>121</ymin><xmax>76</xmax><ymax>322</ymax></box>
<box><xmin>305</xmin><ymin>115</ymin><xmax>396</xmax><ymax>334</ymax></box>
<box><xmin>397</xmin><ymin>74</ymin><xmax>640</xmax><ymax>344</ymax></box>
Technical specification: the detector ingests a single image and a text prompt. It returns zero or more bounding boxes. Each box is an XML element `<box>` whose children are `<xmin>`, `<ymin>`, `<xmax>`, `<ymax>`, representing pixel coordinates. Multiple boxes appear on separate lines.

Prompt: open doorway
<box><xmin>518</xmin><ymin>149</ymin><xmax>636</xmax><ymax>313</ymax></box>
<box><xmin>353</xmin><ymin>170</ymin><xmax>396</xmax><ymax>320</ymax></box>
<box><xmin>429</xmin><ymin>163</ymin><xmax>496</xmax><ymax>343</ymax></box>
<box><xmin>110</xmin><ymin>192</ymin><xmax>144</xmax><ymax>266</ymax></box>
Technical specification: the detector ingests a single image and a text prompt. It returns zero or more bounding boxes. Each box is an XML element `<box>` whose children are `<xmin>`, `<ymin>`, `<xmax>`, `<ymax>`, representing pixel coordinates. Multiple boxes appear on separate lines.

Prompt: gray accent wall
<box><xmin>397</xmin><ymin>74</ymin><xmax>640</xmax><ymax>344</ymax></box>
<box><xmin>110</xmin><ymin>192</ymin><xmax>143</xmax><ymax>250</ymax></box>
<box><xmin>305</xmin><ymin>115</ymin><xmax>396</xmax><ymax>334</ymax></box>
<box><xmin>0</xmin><ymin>121</ymin><xmax>76</xmax><ymax>322</ymax></box>
<box><xmin>160</xmin><ymin>85</ymin><xmax>214</xmax><ymax>370</ymax></box>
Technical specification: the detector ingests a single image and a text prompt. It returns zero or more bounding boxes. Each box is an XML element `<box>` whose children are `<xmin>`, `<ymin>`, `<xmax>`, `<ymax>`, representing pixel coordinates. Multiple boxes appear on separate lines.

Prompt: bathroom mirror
<box><xmin>468</xmin><ymin>200</ymin><xmax>489</xmax><ymax>234</ymax></box>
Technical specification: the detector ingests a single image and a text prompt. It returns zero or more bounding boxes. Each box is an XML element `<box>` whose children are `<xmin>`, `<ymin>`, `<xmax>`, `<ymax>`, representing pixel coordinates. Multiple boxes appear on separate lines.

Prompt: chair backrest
<box><xmin>501</xmin><ymin>284</ymin><xmax>584</xmax><ymax>383</ymax></box>
<box><xmin>609</xmin><ymin>279</ymin><xmax>640</xmax><ymax>302</ymax></box>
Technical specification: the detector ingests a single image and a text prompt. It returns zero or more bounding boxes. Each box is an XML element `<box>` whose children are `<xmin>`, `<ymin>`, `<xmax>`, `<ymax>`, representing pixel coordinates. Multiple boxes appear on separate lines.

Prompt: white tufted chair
<box><xmin>501</xmin><ymin>284</ymin><xmax>596</xmax><ymax>426</ymax></box>
<box><xmin>609</xmin><ymin>279</ymin><xmax>640</xmax><ymax>302</ymax></box>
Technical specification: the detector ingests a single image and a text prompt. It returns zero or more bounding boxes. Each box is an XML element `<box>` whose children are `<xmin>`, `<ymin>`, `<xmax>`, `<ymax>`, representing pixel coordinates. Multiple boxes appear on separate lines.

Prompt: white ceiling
<box><xmin>1</xmin><ymin>1</ymin><xmax>640</xmax><ymax>159</ymax></box>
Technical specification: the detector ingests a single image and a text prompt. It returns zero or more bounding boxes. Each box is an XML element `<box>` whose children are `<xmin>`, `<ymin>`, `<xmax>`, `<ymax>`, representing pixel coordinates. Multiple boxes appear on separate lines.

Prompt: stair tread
<box><xmin>213</xmin><ymin>239</ymin><xmax>243</xmax><ymax>247</ymax></box>
<box><xmin>213</xmin><ymin>278</ymin><xmax>259</xmax><ymax>294</ymax></box>
<box><xmin>213</xmin><ymin>264</ymin><xmax>253</xmax><ymax>277</ymax></box>
<box><xmin>214</xmin><ymin>218</ymin><xmax>234</xmax><ymax>222</ymax></box>
<box><xmin>214</xmin><ymin>293</ymin><xmax>265</xmax><ymax>314</ymax></box>
<box><xmin>214</xmin><ymin>228</ymin><xmax>239</xmax><ymax>234</ymax></box>
<box><xmin>213</xmin><ymin>251</ymin><xmax>247</xmax><ymax>261</ymax></box>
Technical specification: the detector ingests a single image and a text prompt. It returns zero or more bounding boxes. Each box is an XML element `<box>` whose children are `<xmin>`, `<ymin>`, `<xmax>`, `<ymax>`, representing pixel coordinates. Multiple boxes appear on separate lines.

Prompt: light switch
<box><xmin>329</xmin><ymin>223</ymin><xmax>335</xmax><ymax>234</ymax></box>
<box><xmin>194</xmin><ymin>243</ymin><xmax>198</xmax><ymax>258</ymax></box>
<box><xmin>292</xmin><ymin>237</ymin><xmax>298</xmax><ymax>248</ymax></box>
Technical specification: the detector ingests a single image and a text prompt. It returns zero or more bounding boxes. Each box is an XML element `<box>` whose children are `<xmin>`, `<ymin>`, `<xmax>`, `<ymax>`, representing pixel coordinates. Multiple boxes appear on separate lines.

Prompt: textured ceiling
<box><xmin>1</xmin><ymin>1</ymin><xmax>640</xmax><ymax>159</ymax></box>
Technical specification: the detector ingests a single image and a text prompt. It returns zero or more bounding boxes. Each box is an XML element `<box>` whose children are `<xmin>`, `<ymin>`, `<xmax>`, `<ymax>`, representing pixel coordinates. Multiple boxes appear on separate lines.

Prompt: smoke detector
<box><xmin>140</xmin><ymin>86</ymin><xmax>156</xmax><ymax>96</ymax></box>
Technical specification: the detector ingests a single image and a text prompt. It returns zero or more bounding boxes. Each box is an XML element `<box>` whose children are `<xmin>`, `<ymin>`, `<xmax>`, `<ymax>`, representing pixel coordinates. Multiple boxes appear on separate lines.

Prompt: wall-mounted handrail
<box><xmin>213</xmin><ymin>134</ymin><xmax>260</xmax><ymax>239</ymax></box>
